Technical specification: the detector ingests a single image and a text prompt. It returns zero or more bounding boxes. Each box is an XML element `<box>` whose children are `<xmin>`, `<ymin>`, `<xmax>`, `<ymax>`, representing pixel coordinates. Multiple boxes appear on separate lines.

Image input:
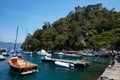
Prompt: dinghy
<box><xmin>55</xmin><ymin>61</ymin><xmax>74</xmax><ymax>68</ymax></box>
<box><xmin>8</xmin><ymin>57</ymin><xmax>38</xmax><ymax>74</ymax></box>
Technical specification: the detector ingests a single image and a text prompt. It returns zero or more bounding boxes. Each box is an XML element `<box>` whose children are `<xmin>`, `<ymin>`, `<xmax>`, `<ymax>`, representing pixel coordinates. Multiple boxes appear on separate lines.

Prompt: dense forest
<box><xmin>21</xmin><ymin>5</ymin><xmax>120</xmax><ymax>52</ymax></box>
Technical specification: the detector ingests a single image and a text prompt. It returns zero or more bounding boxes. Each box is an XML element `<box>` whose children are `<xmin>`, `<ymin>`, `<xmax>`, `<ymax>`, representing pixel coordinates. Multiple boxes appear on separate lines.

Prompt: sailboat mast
<box><xmin>26</xmin><ymin>28</ymin><xmax>28</xmax><ymax>51</ymax></box>
<box><xmin>14</xmin><ymin>26</ymin><xmax>19</xmax><ymax>52</ymax></box>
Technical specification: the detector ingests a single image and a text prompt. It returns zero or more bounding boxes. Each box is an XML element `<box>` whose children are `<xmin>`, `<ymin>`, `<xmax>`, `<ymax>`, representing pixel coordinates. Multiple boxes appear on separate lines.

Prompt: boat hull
<box><xmin>8</xmin><ymin>58</ymin><xmax>38</xmax><ymax>74</ymax></box>
<box><xmin>9</xmin><ymin>65</ymin><xmax>38</xmax><ymax>74</ymax></box>
<box><xmin>0</xmin><ymin>55</ymin><xmax>6</xmax><ymax>60</ymax></box>
<box><xmin>0</xmin><ymin>58</ymin><xmax>5</xmax><ymax>61</ymax></box>
<box><xmin>2</xmin><ymin>52</ymin><xmax>9</xmax><ymax>56</ymax></box>
<box><xmin>55</xmin><ymin>61</ymin><xmax>74</xmax><ymax>68</ymax></box>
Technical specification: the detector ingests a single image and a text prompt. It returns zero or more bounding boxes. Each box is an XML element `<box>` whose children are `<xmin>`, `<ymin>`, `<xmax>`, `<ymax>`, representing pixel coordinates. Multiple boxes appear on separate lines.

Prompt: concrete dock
<box><xmin>98</xmin><ymin>55</ymin><xmax>120</xmax><ymax>80</ymax></box>
<box><xmin>41</xmin><ymin>57</ymin><xmax>91</xmax><ymax>67</ymax></box>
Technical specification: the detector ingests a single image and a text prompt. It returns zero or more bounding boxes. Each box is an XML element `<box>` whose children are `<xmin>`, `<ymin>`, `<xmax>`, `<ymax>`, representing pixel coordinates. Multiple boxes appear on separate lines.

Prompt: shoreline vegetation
<box><xmin>21</xmin><ymin>3</ymin><xmax>120</xmax><ymax>52</ymax></box>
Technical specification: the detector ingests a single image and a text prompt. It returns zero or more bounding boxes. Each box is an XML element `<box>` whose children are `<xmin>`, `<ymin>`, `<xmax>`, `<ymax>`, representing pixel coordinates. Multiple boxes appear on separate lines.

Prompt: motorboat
<box><xmin>57</xmin><ymin>52</ymin><xmax>64</xmax><ymax>55</ymax></box>
<box><xmin>64</xmin><ymin>53</ymin><xmax>80</xmax><ymax>58</ymax></box>
<box><xmin>2</xmin><ymin>52</ymin><xmax>9</xmax><ymax>56</ymax></box>
<box><xmin>0</xmin><ymin>55</ymin><xmax>6</xmax><ymax>60</ymax></box>
<box><xmin>57</xmin><ymin>52</ymin><xmax>65</xmax><ymax>58</ymax></box>
<box><xmin>0</xmin><ymin>48</ymin><xmax>9</xmax><ymax>56</ymax></box>
<box><xmin>13</xmin><ymin>52</ymin><xmax>22</xmax><ymax>58</ymax></box>
<box><xmin>23</xmin><ymin>51</ymin><xmax>33</xmax><ymax>55</ymax></box>
<box><xmin>8</xmin><ymin>57</ymin><xmax>38</xmax><ymax>74</ymax></box>
<box><xmin>82</xmin><ymin>52</ymin><xmax>95</xmax><ymax>57</ymax></box>
<box><xmin>37</xmin><ymin>49</ymin><xmax>51</xmax><ymax>57</ymax></box>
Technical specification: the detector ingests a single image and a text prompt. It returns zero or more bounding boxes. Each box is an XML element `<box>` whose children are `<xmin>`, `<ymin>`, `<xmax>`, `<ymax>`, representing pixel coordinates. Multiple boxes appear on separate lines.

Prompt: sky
<box><xmin>0</xmin><ymin>0</ymin><xmax>120</xmax><ymax>43</ymax></box>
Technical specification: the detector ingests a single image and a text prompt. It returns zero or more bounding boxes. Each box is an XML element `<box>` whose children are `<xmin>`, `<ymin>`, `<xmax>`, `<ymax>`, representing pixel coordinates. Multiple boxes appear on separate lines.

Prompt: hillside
<box><xmin>21</xmin><ymin>4</ymin><xmax>120</xmax><ymax>51</ymax></box>
<box><xmin>0</xmin><ymin>41</ymin><xmax>21</xmax><ymax>50</ymax></box>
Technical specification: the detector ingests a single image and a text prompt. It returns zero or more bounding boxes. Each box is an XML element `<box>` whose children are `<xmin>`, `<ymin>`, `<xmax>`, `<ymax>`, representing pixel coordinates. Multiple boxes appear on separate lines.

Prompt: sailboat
<box><xmin>12</xmin><ymin>26</ymin><xmax>22</xmax><ymax>58</ymax></box>
<box><xmin>23</xmin><ymin>28</ymin><xmax>33</xmax><ymax>55</ymax></box>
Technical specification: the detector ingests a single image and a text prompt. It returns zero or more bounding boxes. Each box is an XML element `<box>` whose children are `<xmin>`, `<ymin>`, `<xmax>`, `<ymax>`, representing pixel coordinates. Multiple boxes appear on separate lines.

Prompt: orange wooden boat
<box><xmin>8</xmin><ymin>57</ymin><xmax>38</xmax><ymax>74</ymax></box>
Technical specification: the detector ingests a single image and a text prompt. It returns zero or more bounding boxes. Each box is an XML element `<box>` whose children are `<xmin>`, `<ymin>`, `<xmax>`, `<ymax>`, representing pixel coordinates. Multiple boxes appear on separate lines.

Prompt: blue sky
<box><xmin>0</xmin><ymin>0</ymin><xmax>120</xmax><ymax>43</ymax></box>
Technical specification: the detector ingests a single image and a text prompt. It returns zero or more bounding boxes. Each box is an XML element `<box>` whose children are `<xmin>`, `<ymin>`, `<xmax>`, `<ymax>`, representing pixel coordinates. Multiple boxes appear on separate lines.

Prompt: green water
<box><xmin>0</xmin><ymin>53</ymin><xmax>111</xmax><ymax>80</ymax></box>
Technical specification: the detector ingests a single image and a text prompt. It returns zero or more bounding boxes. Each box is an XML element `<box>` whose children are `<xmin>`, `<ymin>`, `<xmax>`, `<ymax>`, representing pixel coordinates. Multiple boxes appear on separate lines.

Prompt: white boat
<box><xmin>82</xmin><ymin>52</ymin><xmax>94</xmax><ymax>57</ymax></box>
<box><xmin>23</xmin><ymin>51</ymin><xmax>33</xmax><ymax>55</ymax></box>
<box><xmin>57</xmin><ymin>52</ymin><xmax>65</xmax><ymax>58</ymax></box>
<box><xmin>55</xmin><ymin>61</ymin><xmax>74</xmax><ymax>68</ymax></box>
<box><xmin>0</xmin><ymin>55</ymin><xmax>5</xmax><ymax>60</ymax></box>
<box><xmin>64</xmin><ymin>53</ymin><xmax>80</xmax><ymax>57</ymax></box>
<box><xmin>57</xmin><ymin>52</ymin><xmax>64</xmax><ymax>55</ymax></box>
<box><xmin>37</xmin><ymin>49</ymin><xmax>51</xmax><ymax>57</ymax></box>
<box><xmin>13</xmin><ymin>52</ymin><xmax>22</xmax><ymax>58</ymax></box>
<box><xmin>41</xmin><ymin>56</ymin><xmax>51</xmax><ymax>60</ymax></box>
<box><xmin>0</xmin><ymin>48</ymin><xmax>9</xmax><ymax>56</ymax></box>
<box><xmin>2</xmin><ymin>52</ymin><xmax>9</xmax><ymax>56</ymax></box>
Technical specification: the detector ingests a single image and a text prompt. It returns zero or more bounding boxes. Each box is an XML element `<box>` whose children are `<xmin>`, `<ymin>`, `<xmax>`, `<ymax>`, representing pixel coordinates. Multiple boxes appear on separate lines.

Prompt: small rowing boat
<box><xmin>8</xmin><ymin>57</ymin><xmax>38</xmax><ymax>74</ymax></box>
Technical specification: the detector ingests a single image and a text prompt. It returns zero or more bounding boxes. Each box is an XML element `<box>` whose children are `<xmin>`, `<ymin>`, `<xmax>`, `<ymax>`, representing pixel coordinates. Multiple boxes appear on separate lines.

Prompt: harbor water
<box><xmin>0</xmin><ymin>52</ymin><xmax>111</xmax><ymax>80</ymax></box>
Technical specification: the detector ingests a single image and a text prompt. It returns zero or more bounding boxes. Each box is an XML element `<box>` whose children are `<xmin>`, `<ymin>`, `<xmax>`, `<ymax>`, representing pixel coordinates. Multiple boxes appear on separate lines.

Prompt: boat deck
<box><xmin>8</xmin><ymin>58</ymin><xmax>37</xmax><ymax>68</ymax></box>
<box><xmin>8</xmin><ymin>57</ymin><xmax>38</xmax><ymax>75</ymax></box>
<box><xmin>41</xmin><ymin>58</ymin><xmax>91</xmax><ymax>67</ymax></box>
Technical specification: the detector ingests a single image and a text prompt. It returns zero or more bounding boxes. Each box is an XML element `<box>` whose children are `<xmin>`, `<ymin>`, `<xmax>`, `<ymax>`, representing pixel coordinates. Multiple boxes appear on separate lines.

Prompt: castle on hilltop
<box><xmin>75</xmin><ymin>3</ymin><xmax>103</xmax><ymax>12</ymax></box>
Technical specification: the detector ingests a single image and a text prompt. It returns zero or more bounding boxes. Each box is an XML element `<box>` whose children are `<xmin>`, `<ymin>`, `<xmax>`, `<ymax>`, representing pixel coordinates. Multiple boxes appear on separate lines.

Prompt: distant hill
<box><xmin>0</xmin><ymin>41</ymin><xmax>21</xmax><ymax>50</ymax></box>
